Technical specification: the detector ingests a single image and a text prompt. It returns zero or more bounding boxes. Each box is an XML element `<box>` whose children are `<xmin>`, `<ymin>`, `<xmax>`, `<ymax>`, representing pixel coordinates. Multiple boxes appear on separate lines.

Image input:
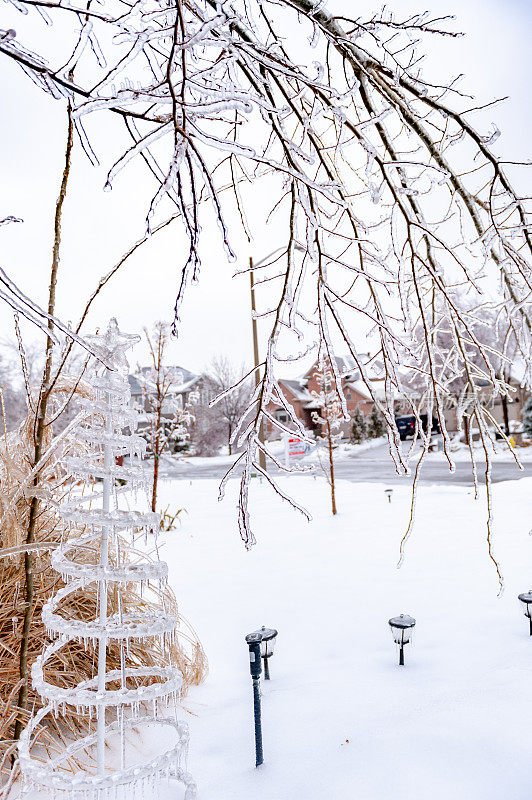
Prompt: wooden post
<box><xmin>250</xmin><ymin>258</ymin><xmax>267</xmax><ymax>472</ymax></box>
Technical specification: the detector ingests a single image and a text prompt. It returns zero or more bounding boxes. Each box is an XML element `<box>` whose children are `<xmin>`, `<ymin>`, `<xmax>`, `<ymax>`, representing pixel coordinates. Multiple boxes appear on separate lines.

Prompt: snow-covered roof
<box><xmin>278</xmin><ymin>356</ymin><xmax>388</xmax><ymax>405</ymax></box>
<box><xmin>279</xmin><ymin>378</ymin><xmax>313</xmax><ymax>403</ymax></box>
<box><xmin>345</xmin><ymin>379</ymin><xmax>372</xmax><ymax>402</ymax></box>
<box><xmin>303</xmin><ymin>353</ymin><xmax>370</xmax><ymax>381</ymax></box>
<box><xmin>334</xmin><ymin>354</ymin><xmax>359</xmax><ymax>376</ymax></box>
<box><xmin>138</xmin><ymin>364</ymin><xmax>198</xmax><ymax>384</ymax></box>
<box><xmin>131</xmin><ymin>365</ymin><xmax>201</xmax><ymax>395</ymax></box>
<box><xmin>175</xmin><ymin>375</ymin><xmax>202</xmax><ymax>394</ymax></box>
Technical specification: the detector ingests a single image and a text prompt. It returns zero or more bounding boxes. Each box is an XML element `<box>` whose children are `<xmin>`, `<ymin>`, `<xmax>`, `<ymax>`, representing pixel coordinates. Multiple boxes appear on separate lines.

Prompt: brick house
<box><xmin>264</xmin><ymin>355</ymin><xmax>376</xmax><ymax>439</ymax></box>
<box><xmin>265</xmin><ymin>378</ymin><xmax>315</xmax><ymax>435</ymax></box>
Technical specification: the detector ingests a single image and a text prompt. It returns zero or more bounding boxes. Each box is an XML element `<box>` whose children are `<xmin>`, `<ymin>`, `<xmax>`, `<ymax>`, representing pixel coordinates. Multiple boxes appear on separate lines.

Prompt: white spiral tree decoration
<box><xmin>18</xmin><ymin>319</ymin><xmax>197</xmax><ymax>799</ymax></box>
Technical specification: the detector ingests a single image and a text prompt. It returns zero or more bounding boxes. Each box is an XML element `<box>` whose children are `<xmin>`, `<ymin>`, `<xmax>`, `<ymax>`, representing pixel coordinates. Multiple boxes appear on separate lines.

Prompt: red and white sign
<box><xmin>288</xmin><ymin>437</ymin><xmax>306</xmax><ymax>457</ymax></box>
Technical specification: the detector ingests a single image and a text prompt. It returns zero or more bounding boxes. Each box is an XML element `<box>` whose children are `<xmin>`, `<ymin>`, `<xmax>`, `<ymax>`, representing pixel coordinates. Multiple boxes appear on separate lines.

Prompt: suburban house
<box><xmin>441</xmin><ymin>379</ymin><xmax>527</xmax><ymax>438</ymax></box>
<box><xmin>128</xmin><ymin>360</ymin><xmax>529</xmax><ymax>446</ymax></box>
<box><xmin>128</xmin><ymin>366</ymin><xmax>217</xmax><ymax>414</ymax></box>
<box><xmin>128</xmin><ymin>366</ymin><xmax>219</xmax><ymax>451</ymax></box>
<box><xmin>395</xmin><ymin>374</ymin><xmax>528</xmax><ymax>438</ymax></box>
<box><xmin>264</xmin><ymin>355</ymin><xmax>379</xmax><ymax>439</ymax></box>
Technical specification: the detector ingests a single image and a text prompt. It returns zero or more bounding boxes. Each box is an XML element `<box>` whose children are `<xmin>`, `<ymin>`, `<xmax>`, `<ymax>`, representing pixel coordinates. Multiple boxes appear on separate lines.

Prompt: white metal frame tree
<box><xmin>18</xmin><ymin>319</ymin><xmax>197</xmax><ymax>799</ymax></box>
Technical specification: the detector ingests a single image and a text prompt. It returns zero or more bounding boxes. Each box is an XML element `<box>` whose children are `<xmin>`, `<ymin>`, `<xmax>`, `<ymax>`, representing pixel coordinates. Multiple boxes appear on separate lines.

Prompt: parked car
<box><xmin>395</xmin><ymin>414</ymin><xmax>441</xmax><ymax>441</ymax></box>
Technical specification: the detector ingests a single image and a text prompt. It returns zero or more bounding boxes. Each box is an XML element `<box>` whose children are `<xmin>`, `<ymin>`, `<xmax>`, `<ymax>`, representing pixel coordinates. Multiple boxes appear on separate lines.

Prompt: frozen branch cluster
<box><xmin>1</xmin><ymin>1</ymin><xmax>531</xmax><ymax>552</ymax></box>
<box><xmin>18</xmin><ymin>320</ymin><xmax>196</xmax><ymax>799</ymax></box>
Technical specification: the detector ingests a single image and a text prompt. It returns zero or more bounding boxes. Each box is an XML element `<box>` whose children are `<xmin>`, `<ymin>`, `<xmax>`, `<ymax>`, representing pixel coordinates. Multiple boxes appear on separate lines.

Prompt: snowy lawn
<box><xmin>156</xmin><ymin>474</ymin><xmax>532</xmax><ymax>800</ymax></box>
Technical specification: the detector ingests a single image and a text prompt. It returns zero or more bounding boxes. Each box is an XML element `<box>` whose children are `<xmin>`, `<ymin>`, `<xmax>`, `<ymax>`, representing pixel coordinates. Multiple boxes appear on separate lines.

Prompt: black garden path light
<box><xmin>244</xmin><ymin>626</ymin><xmax>279</xmax><ymax>766</ymax></box>
<box><xmin>518</xmin><ymin>591</ymin><xmax>532</xmax><ymax>635</ymax></box>
<box><xmin>385</xmin><ymin>488</ymin><xmax>393</xmax><ymax>503</ymax></box>
<box><xmin>245</xmin><ymin>632</ymin><xmax>264</xmax><ymax>767</ymax></box>
<box><xmin>389</xmin><ymin>614</ymin><xmax>416</xmax><ymax>666</ymax></box>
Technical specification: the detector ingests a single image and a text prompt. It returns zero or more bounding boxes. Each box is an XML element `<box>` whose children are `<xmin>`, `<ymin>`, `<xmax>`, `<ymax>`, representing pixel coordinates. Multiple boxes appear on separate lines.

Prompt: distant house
<box><xmin>128</xmin><ymin>365</ymin><xmax>218</xmax><ymax>447</ymax></box>
<box><xmin>267</xmin><ymin>378</ymin><xmax>314</xmax><ymax>431</ymax></box>
<box><xmin>264</xmin><ymin>354</ymin><xmax>379</xmax><ymax>439</ymax></box>
<box><xmin>129</xmin><ymin>366</ymin><xmax>217</xmax><ymax>413</ymax></box>
<box><xmin>394</xmin><ymin>371</ymin><xmax>528</xmax><ymax>436</ymax></box>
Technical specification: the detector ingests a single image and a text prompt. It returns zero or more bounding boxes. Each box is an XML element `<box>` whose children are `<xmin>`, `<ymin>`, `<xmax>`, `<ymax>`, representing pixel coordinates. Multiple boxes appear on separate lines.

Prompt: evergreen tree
<box><xmin>523</xmin><ymin>397</ymin><xmax>532</xmax><ymax>436</ymax></box>
<box><xmin>367</xmin><ymin>406</ymin><xmax>386</xmax><ymax>439</ymax></box>
<box><xmin>350</xmin><ymin>409</ymin><xmax>368</xmax><ymax>445</ymax></box>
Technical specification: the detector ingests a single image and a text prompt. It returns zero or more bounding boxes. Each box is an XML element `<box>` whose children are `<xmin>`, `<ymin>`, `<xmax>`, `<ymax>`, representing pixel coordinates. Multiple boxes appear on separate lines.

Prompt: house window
<box><xmin>274</xmin><ymin>409</ymin><xmax>289</xmax><ymax>424</ymax></box>
<box><xmin>200</xmin><ymin>387</ymin><xmax>216</xmax><ymax>404</ymax></box>
<box><xmin>161</xmin><ymin>398</ymin><xmax>175</xmax><ymax>414</ymax></box>
<box><xmin>346</xmin><ymin>391</ymin><xmax>352</xmax><ymax>400</ymax></box>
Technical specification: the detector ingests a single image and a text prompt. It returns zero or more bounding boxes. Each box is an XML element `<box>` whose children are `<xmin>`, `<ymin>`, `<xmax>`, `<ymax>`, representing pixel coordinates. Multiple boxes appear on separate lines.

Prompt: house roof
<box><xmin>138</xmin><ymin>364</ymin><xmax>197</xmax><ymax>384</ymax></box>
<box><xmin>280</xmin><ymin>353</ymin><xmax>387</xmax><ymax>405</ymax></box>
<box><xmin>279</xmin><ymin>378</ymin><xmax>313</xmax><ymax>403</ymax></box>
<box><xmin>344</xmin><ymin>379</ymin><xmax>372</xmax><ymax>402</ymax></box>
<box><xmin>130</xmin><ymin>365</ymin><xmax>201</xmax><ymax>395</ymax></box>
<box><xmin>334</xmin><ymin>354</ymin><xmax>359</xmax><ymax>376</ymax></box>
<box><xmin>175</xmin><ymin>375</ymin><xmax>202</xmax><ymax>394</ymax></box>
<box><xmin>303</xmin><ymin>353</ymin><xmax>367</xmax><ymax>381</ymax></box>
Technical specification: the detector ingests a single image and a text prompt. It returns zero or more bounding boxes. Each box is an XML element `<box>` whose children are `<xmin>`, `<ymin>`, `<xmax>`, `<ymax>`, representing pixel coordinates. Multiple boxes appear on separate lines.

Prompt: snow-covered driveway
<box><xmin>161</xmin><ymin>442</ymin><xmax>532</xmax><ymax>486</ymax></box>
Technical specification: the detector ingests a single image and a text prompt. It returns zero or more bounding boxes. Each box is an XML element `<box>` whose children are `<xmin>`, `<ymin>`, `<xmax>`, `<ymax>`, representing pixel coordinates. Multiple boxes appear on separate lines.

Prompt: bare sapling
<box><xmin>311</xmin><ymin>357</ymin><xmax>345</xmax><ymax>516</ymax></box>
<box><xmin>141</xmin><ymin>323</ymin><xmax>191</xmax><ymax>514</ymax></box>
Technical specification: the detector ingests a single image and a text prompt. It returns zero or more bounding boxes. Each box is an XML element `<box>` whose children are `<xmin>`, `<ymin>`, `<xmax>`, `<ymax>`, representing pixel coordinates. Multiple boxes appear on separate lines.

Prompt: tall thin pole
<box><xmin>252</xmin><ymin>676</ymin><xmax>264</xmax><ymax>766</ymax></box>
<box><xmin>97</xmin><ymin>399</ymin><xmax>112</xmax><ymax>774</ymax></box>
<box><xmin>246</xmin><ymin>635</ymin><xmax>264</xmax><ymax>767</ymax></box>
<box><xmin>249</xmin><ymin>257</ymin><xmax>267</xmax><ymax>472</ymax></box>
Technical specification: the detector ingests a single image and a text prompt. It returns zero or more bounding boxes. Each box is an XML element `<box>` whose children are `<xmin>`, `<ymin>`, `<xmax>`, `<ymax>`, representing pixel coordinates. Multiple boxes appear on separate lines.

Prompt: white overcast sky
<box><xmin>1</xmin><ymin>0</ymin><xmax>531</xmax><ymax>375</ymax></box>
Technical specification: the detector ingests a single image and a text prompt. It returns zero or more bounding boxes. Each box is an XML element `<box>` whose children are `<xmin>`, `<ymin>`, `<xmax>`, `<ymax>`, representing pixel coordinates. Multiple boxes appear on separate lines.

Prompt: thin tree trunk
<box><xmin>326</xmin><ymin>417</ymin><xmax>337</xmax><ymax>515</ymax></box>
<box><xmin>152</xmin><ymin>407</ymin><xmax>162</xmax><ymax>513</ymax></box>
<box><xmin>14</xmin><ymin>106</ymin><xmax>74</xmax><ymax>742</ymax></box>
<box><xmin>462</xmin><ymin>414</ymin><xmax>470</xmax><ymax>444</ymax></box>
<box><xmin>151</xmin><ymin>452</ymin><xmax>159</xmax><ymax>513</ymax></box>
<box><xmin>501</xmin><ymin>395</ymin><xmax>510</xmax><ymax>438</ymax></box>
<box><xmin>228</xmin><ymin>423</ymin><xmax>232</xmax><ymax>455</ymax></box>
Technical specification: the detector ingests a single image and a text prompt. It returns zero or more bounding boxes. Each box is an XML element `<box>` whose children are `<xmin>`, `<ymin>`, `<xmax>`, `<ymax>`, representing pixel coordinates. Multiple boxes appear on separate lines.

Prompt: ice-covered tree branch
<box><xmin>1</xmin><ymin>0</ymin><xmax>530</xmax><ymax>565</ymax></box>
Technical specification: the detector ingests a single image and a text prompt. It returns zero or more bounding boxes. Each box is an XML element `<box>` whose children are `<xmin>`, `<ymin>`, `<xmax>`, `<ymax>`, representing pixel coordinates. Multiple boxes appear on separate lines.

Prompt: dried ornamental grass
<box><xmin>0</xmin><ymin>377</ymin><xmax>207</xmax><ymax>773</ymax></box>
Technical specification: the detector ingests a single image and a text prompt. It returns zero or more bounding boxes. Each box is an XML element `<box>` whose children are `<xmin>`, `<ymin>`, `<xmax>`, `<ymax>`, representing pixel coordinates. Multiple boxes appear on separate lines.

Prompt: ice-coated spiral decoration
<box><xmin>18</xmin><ymin>319</ymin><xmax>197</xmax><ymax>800</ymax></box>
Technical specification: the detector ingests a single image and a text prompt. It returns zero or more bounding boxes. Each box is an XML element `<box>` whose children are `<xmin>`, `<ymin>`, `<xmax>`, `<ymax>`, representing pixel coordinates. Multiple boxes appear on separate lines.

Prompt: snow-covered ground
<box><xmin>16</xmin><ymin>474</ymin><xmax>532</xmax><ymax>800</ymax></box>
<box><xmin>148</xmin><ymin>473</ymin><xmax>532</xmax><ymax>800</ymax></box>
